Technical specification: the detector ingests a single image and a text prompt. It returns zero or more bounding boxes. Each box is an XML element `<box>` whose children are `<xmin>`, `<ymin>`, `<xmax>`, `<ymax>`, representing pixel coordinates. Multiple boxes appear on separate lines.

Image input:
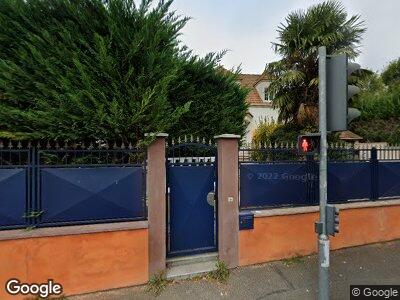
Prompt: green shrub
<box><xmin>353</xmin><ymin>85</ymin><xmax>400</xmax><ymax>120</ymax></box>
<box><xmin>382</xmin><ymin>58</ymin><xmax>400</xmax><ymax>86</ymax></box>
<box><xmin>251</xmin><ymin>119</ymin><xmax>282</xmax><ymax>147</ymax></box>
<box><xmin>0</xmin><ymin>0</ymin><xmax>247</xmax><ymax>142</ymax></box>
<box><xmin>350</xmin><ymin>118</ymin><xmax>400</xmax><ymax>144</ymax></box>
<box><xmin>251</xmin><ymin>119</ymin><xmax>323</xmax><ymax>147</ymax></box>
<box><xmin>351</xmin><ymin>81</ymin><xmax>400</xmax><ymax>143</ymax></box>
<box><xmin>250</xmin><ymin>121</ymin><xmax>299</xmax><ymax>161</ymax></box>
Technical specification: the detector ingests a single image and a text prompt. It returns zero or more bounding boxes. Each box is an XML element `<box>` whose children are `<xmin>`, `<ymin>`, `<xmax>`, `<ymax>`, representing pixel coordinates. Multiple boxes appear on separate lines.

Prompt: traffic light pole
<box><xmin>318</xmin><ymin>46</ymin><xmax>330</xmax><ymax>300</ymax></box>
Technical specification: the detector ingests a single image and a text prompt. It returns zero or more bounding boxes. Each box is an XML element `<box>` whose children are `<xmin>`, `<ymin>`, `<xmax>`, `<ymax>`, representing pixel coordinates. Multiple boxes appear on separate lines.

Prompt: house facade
<box><xmin>237</xmin><ymin>73</ymin><xmax>279</xmax><ymax>144</ymax></box>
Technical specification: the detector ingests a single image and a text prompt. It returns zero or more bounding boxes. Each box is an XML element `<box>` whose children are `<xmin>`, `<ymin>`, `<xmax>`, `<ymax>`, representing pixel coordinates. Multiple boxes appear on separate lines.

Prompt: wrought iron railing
<box><xmin>0</xmin><ymin>141</ymin><xmax>30</xmax><ymax>167</ymax></box>
<box><xmin>37</xmin><ymin>141</ymin><xmax>146</xmax><ymax>167</ymax></box>
<box><xmin>166</xmin><ymin>136</ymin><xmax>216</xmax><ymax>166</ymax></box>
<box><xmin>239</xmin><ymin>142</ymin><xmax>400</xmax><ymax>163</ymax></box>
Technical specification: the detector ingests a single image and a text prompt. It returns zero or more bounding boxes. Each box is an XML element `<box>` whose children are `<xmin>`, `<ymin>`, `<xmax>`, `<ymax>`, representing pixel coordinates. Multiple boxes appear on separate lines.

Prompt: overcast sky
<box><xmin>170</xmin><ymin>0</ymin><xmax>400</xmax><ymax>74</ymax></box>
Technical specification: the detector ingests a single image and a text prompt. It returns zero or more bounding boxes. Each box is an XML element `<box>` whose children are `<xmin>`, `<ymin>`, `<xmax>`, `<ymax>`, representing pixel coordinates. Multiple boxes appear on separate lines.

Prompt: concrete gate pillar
<box><xmin>214</xmin><ymin>134</ymin><xmax>240</xmax><ymax>268</ymax></box>
<box><xmin>146</xmin><ymin>133</ymin><xmax>168</xmax><ymax>276</ymax></box>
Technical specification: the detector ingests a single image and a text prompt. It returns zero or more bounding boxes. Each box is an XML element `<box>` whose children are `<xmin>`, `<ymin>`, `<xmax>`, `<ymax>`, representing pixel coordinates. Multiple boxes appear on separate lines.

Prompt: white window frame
<box><xmin>264</xmin><ymin>86</ymin><xmax>273</xmax><ymax>102</ymax></box>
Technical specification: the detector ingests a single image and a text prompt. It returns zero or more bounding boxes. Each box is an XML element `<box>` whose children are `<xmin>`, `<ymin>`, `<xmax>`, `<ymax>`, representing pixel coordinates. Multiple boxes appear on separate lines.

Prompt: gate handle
<box><xmin>207</xmin><ymin>191</ymin><xmax>215</xmax><ymax>206</ymax></box>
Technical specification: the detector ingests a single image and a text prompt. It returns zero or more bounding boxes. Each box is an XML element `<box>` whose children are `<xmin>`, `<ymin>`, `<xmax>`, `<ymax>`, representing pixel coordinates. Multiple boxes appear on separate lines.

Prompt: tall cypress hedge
<box><xmin>0</xmin><ymin>0</ymin><xmax>247</xmax><ymax>143</ymax></box>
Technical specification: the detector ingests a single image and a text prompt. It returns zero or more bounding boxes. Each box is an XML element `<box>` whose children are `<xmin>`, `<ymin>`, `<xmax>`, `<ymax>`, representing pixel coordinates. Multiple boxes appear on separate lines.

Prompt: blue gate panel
<box><xmin>168</xmin><ymin>165</ymin><xmax>215</xmax><ymax>256</ymax></box>
<box><xmin>40</xmin><ymin>167</ymin><xmax>144</xmax><ymax>225</ymax></box>
<box><xmin>379</xmin><ymin>162</ymin><xmax>400</xmax><ymax>198</ymax></box>
<box><xmin>0</xmin><ymin>169</ymin><xmax>26</xmax><ymax>228</ymax></box>
<box><xmin>240</xmin><ymin>163</ymin><xmax>316</xmax><ymax>208</ymax></box>
<box><xmin>327</xmin><ymin>162</ymin><xmax>371</xmax><ymax>203</ymax></box>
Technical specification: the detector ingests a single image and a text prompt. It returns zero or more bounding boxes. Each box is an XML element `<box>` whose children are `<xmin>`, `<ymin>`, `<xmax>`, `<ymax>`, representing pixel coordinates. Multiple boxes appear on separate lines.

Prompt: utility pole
<box><xmin>299</xmin><ymin>47</ymin><xmax>361</xmax><ymax>299</ymax></box>
<box><xmin>317</xmin><ymin>46</ymin><xmax>329</xmax><ymax>300</ymax></box>
<box><xmin>312</xmin><ymin>46</ymin><xmax>361</xmax><ymax>300</ymax></box>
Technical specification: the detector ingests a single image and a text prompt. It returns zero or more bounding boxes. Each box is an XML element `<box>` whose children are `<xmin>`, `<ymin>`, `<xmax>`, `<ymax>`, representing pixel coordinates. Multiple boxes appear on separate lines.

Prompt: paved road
<box><xmin>71</xmin><ymin>240</ymin><xmax>400</xmax><ymax>300</ymax></box>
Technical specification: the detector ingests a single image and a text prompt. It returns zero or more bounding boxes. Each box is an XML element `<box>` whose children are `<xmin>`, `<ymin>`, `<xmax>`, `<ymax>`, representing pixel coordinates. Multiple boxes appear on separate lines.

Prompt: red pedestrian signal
<box><xmin>301</xmin><ymin>138</ymin><xmax>310</xmax><ymax>152</ymax></box>
<box><xmin>297</xmin><ymin>134</ymin><xmax>320</xmax><ymax>155</ymax></box>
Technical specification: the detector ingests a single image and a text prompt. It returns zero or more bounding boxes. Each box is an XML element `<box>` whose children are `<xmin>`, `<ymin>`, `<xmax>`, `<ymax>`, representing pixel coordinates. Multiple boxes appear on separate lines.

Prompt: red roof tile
<box><xmin>339</xmin><ymin>130</ymin><xmax>363</xmax><ymax>141</ymax></box>
<box><xmin>237</xmin><ymin>74</ymin><xmax>269</xmax><ymax>105</ymax></box>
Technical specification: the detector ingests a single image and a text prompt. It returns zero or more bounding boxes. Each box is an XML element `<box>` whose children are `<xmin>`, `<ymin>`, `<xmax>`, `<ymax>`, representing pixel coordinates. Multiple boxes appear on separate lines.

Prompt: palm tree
<box><xmin>266</xmin><ymin>1</ymin><xmax>366</xmax><ymax>127</ymax></box>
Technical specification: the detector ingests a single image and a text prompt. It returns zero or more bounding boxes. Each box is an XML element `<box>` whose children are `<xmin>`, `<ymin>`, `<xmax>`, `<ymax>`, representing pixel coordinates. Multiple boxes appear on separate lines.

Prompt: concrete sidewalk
<box><xmin>71</xmin><ymin>240</ymin><xmax>400</xmax><ymax>300</ymax></box>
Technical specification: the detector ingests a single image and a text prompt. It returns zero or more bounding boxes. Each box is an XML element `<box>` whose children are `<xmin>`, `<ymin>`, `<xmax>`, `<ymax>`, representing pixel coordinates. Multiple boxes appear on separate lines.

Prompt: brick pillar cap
<box><xmin>144</xmin><ymin>133</ymin><xmax>169</xmax><ymax>137</ymax></box>
<box><xmin>214</xmin><ymin>134</ymin><xmax>241</xmax><ymax>139</ymax></box>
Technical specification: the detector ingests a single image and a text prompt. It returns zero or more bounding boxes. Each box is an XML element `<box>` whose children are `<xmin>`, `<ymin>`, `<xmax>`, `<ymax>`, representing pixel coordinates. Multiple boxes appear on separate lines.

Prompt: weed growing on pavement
<box><xmin>147</xmin><ymin>271</ymin><xmax>169</xmax><ymax>296</ymax></box>
<box><xmin>207</xmin><ymin>260</ymin><xmax>229</xmax><ymax>283</ymax></box>
<box><xmin>282</xmin><ymin>255</ymin><xmax>305</xmax><ymax>266</ymax></box>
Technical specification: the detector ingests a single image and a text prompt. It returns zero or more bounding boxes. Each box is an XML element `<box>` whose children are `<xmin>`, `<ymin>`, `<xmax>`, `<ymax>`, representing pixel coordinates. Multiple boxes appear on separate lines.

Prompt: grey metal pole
<box><xmin>318</xmin><ymin>46</ymin><xmax>329</xmax><ymax>300</ymax></box>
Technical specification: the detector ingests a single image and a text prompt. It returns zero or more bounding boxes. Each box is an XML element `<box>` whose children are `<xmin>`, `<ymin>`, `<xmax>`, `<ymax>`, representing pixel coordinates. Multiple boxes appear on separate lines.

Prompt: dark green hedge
<box><xmin>0</xmin><ymin>0</ymin><xmax>247</xmax><ymax>143</ymax></box>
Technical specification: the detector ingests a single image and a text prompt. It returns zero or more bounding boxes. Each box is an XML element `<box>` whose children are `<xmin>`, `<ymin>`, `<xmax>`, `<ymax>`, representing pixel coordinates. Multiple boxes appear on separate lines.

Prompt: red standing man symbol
<box><xmin>301</xmin><ymin>138</ymin><xmax>309</xmax><ymax>152</ymax></box>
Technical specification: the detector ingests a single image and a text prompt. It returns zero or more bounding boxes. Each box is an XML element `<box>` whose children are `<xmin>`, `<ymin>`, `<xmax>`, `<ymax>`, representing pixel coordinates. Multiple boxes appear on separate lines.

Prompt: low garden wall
<box><xmin>239</xmin><ymin>199</ymin><xmax>400</xmax><ymax>266</ymax></box>
<box><xmin>0</xmin><ymin>221</ymin><xmax>148</xmax><ymax>300</ymax></box>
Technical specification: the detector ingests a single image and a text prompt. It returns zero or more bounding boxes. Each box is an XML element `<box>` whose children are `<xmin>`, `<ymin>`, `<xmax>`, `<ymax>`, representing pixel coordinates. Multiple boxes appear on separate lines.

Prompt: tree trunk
<box><xmin>297</xmin><ymin>103</ymin><xmax>318</xmax><ymax>127</ymax></box>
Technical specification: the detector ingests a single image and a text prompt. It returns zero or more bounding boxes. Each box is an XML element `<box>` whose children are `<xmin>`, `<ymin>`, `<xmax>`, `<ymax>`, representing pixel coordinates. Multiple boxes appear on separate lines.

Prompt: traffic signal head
<box><xmin>334</xmin><ymin>206</ymin><xmax>339</xmax><ymax>233</ymax></box>
<box><xmin>326</xmin><ymin>204</ymin><xmax>340</xmax><ymax>236</ymax></box>
<box><xmin>326</xmin><ymin>54</ymin><xmax>361</xmax><ymax>132</ymax></box>
<box><xmin>297</xmin><ymin>134</ymin><xmax>320</xmax><ymax>155</ymax></box>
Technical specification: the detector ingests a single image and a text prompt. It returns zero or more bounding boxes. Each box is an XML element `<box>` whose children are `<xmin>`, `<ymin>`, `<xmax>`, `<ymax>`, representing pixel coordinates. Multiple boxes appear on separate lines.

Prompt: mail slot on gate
<box><xmin>239</xmin><ymin>211</ymin><xmax>254</xmax><ymax>230</ymax></box>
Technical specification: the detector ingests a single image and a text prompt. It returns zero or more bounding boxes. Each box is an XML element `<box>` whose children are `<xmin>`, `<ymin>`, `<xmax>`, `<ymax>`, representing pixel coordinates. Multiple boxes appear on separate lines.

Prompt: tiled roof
<box><xmin>238</xmin><ymin>74</ymin><xmax>261</xmax><ymax>88</ymax></box>
<box><xmin>216</xmin><ymin>67</ymin><xmax>270</xmax><ymax>105</ymax></box>
<box><xmin>339</xmin><ymin>130</ymin><xmax>363</xmax><ymax>141</ymax></box>
<box><xmin>237</xmin><ymin>73</ymin><xmax>269</xmax><ymax>105</ymax></box>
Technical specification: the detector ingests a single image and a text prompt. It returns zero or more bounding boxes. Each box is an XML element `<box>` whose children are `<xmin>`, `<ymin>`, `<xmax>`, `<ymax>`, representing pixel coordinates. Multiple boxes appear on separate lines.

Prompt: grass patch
<box><xmin>147</xmin><ymin>271</ymin><xmax>169</xmax><ymax>296</ymax></box>
<box><xmin>207</xmin><ymin>260</ymin><xmax>229</xmax><ymax>283</ymax></box>
<box><xmin>282</xmin><ymin>255</ymin><xmax>305</xmax><ymax>266</ymax></box>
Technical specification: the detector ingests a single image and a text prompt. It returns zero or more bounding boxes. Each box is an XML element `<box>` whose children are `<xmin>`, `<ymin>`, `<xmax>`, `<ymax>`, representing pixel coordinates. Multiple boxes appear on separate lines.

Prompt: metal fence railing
<box><xmin>0</xmin><ymin>141</ymin><xmax>147</xmax><ymax>230</ymax></box>
<box><xmin>239</xmin><ymin>144</ymin><xmax>400</xmax><ymax>209</ymax></box>
<box><xmin>239</xmin><ymin>143</ymin><xmax>400</xmax><ymax>163</ymax></box>
<box><xmin>166</xmin><ymin>137</ymin><xmax>216</xmax><ymax>166</ymax></box>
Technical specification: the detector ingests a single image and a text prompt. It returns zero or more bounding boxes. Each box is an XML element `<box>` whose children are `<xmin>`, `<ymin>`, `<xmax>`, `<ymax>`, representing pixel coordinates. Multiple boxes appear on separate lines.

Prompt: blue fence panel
<box><xmin>378</xmin><ymin>162</ymin><xmax>400</xmax><ymax>198</ymax></box>
<box><xmin>0</xmin><ymin>169</ymin><xmax>27</xmax><ymax>228</ymax></box>
<box><xmin>327</xmin><ymin>162</ymin><xmax>371</xmax><ymax>203</ymax></box>
<box><xmin>240</xmin><ymin>163</ymin><xmax>317</xmax><ymax>208</ymax></box>
<box><xmin>39</xmin><ymin>167</ymin><xmax>144</xmax><ymax>225</ymax></box>
<box><xmin>168</xmin><ymin>165</ymin><xmax>216</xmax><ymax>257</ymax></box>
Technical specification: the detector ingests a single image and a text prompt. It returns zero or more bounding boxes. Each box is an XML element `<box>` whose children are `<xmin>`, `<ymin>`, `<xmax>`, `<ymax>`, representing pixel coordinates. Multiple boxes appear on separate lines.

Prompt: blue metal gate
<box><xmin>166</xmin><ymin>140</ymin><xmax>217</xmax><ymax>257</ymax></box>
